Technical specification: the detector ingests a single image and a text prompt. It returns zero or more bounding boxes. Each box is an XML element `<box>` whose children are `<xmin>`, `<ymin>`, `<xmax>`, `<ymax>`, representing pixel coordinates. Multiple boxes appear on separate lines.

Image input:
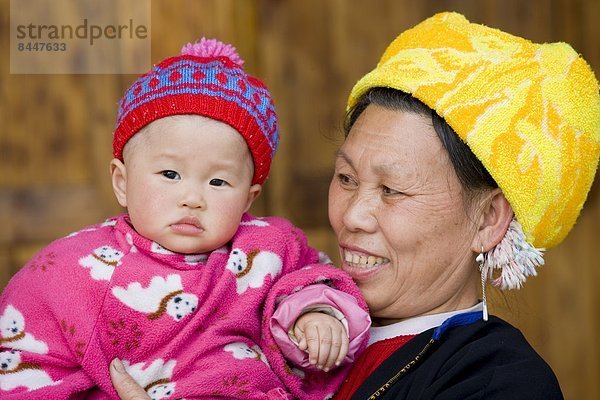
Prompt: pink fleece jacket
<box><xmin>0</xmin><ymin>214</ymin><xmax>370</xmax><ymax>399</ymax></box>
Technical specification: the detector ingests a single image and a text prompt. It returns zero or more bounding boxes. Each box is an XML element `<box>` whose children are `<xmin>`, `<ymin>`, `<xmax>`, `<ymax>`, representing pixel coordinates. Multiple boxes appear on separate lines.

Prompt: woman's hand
<box><xmin>109</xmin><ymin>359</ymin><xmax>151</xmax><ymax>400</ymax></box>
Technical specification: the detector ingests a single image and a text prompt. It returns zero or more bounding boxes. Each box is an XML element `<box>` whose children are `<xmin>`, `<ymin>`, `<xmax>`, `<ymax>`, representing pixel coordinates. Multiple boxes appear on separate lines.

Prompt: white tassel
<box><xmin>484</xmin><ymin>217</ymin><xmax>545</xmax><ymax>290</ymax></box>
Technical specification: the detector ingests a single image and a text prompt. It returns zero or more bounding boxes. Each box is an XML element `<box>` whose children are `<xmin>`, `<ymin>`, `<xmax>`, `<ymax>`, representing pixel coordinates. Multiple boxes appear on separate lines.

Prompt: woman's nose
<box><xmin>342</xmin><ymin>191</ymin><xmax>377</xmax><ymax>233</ymax></box>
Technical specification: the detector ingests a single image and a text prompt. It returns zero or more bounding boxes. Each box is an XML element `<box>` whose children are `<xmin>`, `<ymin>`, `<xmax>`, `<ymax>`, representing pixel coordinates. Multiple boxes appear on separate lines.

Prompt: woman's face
<box><xmin>328</xmin><ymin>105</ymin><xmax>481</xmax><ymax>325</ymax></box>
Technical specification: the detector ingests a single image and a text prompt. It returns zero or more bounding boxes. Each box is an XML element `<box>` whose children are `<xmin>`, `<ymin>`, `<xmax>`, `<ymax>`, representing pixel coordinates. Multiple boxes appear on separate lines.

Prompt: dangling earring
<box><xmin>476</xmin><ymin>247</ymin><xmax>489</xmax><ymax>322</ymax></box>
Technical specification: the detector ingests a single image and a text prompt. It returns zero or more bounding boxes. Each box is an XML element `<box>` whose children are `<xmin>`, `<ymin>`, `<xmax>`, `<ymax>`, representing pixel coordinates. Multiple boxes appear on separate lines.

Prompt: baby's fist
<box><xmin>293</xmin><ymin>311</ymin><xmax>349</xmax><ymax>371</ymax></box>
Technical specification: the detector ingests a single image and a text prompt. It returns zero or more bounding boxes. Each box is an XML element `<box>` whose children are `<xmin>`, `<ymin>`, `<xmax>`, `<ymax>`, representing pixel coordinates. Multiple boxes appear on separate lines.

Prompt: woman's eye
<box><xmin>338</xmin><ymin>173</ymin><xmax>355</xmax><ymax>186</ymax></box>
<box><xmin>209</xmin><ymin>178</ymin><xmax>227</xmax><ymax>187</ymax></box>
<box><xmin>383</xmin><ymin>185</ymin><xmax>401</xmax><ymax>195</ymax></box>
<box><xmin>161</xmin><ymin>170</ymin><xmax>180</xmax><ymax>180</ymax></box>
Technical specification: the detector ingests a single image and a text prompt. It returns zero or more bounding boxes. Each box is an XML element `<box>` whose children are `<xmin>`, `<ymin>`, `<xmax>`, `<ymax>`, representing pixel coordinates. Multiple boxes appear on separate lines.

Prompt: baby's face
<box><xmin>111</xmin><ymin>115</ymin><xmax>261</xmax><ymax>254</ymax></box>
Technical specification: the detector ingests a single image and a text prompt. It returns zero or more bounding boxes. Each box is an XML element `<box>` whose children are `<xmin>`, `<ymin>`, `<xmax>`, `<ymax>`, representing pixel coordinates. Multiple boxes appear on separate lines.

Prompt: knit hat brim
<box><xmin>114</xmin><ymin>92</ymin><xmax>273</xmax><ymax>185</ymax></box>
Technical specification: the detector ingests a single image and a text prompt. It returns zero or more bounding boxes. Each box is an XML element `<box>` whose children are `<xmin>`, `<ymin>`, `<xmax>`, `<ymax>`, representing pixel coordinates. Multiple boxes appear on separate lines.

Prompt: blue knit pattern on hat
<box><xmin>117</xmin><ymin>57</ymin><xmax>279</xmax><ymax>158</ymax></box>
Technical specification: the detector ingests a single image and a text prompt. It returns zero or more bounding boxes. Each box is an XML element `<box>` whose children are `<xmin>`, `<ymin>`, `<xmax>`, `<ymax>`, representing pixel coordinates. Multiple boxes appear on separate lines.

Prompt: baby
<box><xmin>0</xmin><ymin>39</ymin><xmax>370</xmax><ymax>399</ymax></box>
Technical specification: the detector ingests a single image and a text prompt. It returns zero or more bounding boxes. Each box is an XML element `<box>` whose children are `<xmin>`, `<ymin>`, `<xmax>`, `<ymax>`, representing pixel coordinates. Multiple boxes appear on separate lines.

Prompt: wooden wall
<box><xmin>1</xmin><ymin>0</ymin><xmax>598</xmax><ymax>398</ymax></box>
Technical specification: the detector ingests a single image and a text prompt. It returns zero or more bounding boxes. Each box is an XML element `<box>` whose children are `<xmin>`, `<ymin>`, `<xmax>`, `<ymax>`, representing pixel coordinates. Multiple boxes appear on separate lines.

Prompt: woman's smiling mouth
<box><xmin>342</xmin><ymin>248</ymin><xmax>389</xmax><ymax>268</ymax></box>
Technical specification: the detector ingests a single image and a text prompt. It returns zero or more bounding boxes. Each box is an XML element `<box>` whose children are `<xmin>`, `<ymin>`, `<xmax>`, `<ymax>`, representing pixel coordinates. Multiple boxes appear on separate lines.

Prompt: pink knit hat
<box><xmin>113</xmin><ymin>38</ymin><xmax>279</xmax><ymax>185</ymax></box>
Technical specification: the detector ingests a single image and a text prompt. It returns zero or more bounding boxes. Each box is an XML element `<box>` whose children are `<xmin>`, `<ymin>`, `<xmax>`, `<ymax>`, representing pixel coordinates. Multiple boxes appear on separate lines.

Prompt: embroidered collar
<box><xmin>368</xmin><ymin>303</ymin><xmax>483</xmax><ymax>345</ymax></box>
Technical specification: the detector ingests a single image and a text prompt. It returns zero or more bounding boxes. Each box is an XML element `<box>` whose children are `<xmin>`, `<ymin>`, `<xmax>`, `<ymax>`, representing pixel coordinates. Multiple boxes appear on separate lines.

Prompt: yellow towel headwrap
<box><xmin>348</xmin><ymin>12</ymin><xmax>600</xmax><ymax>249</ymax></box>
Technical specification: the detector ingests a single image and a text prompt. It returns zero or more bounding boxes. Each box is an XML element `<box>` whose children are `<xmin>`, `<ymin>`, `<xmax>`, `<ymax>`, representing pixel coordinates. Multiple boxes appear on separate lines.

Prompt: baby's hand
<box><xmin>293</xmin><ymin>311</ymin><xmax>349</xmax><ymax>371</ymax></box>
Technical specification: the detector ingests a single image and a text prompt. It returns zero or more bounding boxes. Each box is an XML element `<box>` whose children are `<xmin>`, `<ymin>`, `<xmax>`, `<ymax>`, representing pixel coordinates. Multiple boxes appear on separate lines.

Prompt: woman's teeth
<box><xmin>344</xmin><ymin>251</ymin><xmax>388</xmax><ymax>267</ymax></box>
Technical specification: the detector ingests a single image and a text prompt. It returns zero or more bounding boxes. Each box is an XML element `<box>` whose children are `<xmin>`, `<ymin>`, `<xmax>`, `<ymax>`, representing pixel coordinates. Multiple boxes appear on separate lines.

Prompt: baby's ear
<box><xmin>244</xmin><ymin>184</ymin><xmax>262</xmax><ymax>212</ymax></box>
<box><xmin>472</xmin><ymin>188</ymin><xmax>513</xmax><ymax>252</ymax></box>
<box><xmin>110</xmin><ymin>159</ymin><xmax>128</xmax><ymax>208</ymax></box>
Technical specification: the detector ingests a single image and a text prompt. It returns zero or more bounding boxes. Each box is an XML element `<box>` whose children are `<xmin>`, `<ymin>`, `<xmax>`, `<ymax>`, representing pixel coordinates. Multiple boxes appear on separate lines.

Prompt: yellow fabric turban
<box><xmin>349</xmin><ymin>12</ymin><xmax>600</xmax><ymax>249</ymax></box>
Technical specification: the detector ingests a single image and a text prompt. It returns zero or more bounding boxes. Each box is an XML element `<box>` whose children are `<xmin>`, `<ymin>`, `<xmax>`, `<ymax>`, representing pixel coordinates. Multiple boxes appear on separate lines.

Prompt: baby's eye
<box><xmin>209</xmin><ymin>178</ymin><xmax>228</xmax><ymax>187</ymax></box>
<box><xmin>161</xmin><ymin>170</ymin><xmax>180</xmax><ymax>180</ymax></box>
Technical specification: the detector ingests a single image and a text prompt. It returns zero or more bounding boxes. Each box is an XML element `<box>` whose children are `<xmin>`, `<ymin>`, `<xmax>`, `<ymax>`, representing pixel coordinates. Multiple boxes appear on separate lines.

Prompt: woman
<box><xmin>110</xmin><ymin>12</ymin><xmax>599</xmax><ymax>400</ymax></box>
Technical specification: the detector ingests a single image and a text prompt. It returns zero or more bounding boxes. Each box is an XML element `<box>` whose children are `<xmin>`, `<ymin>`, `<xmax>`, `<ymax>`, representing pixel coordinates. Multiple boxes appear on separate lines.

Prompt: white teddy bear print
<box><xmin>0</xmin><ymin>350</ymin><xmax>60</xmax><ymax>392</ymax></box>
<box><xmin>0</xmin><ymin>305</ymin><xmax>48</xmax><ymax>354</ymax></box>
<box><xmin>112</xmin><ymin>274</ymin><xmax>198</xmax><ymax>322</ymax></box>
<box><xmin>101</xmin><ymin>219</ymin><xmax>118</xmax><ymax>228</ymax></box>
<box><xmin>239</xmin><ymin>218</ymin><xmax>270</xmax><ymax>227</ymax></box>
<box><xmin>79</xmin><ymin>245</ymin><xmax>124</xmax><ymax>281</ymax></box>
<box><xmin>184</xmin><ymin>254</ymin><xmax>208</xmax><ymax>265</ymax></box>
<box><xmin>151</xmin><ymin>242</ymin><xmax>174</xmax><ymax>255</ymax></box>
<box><xmin>66</xmin><ymin>219</ymin><xmax>117</xmax><ymax>238</ymax></box>
<box><xmin>122</xmin><ymin>358</ymin><xmax>177</xmax><ymax>400</ymax></box>
<box><xmin>223</xmin><ymin>342</ymin><xmax>269</xmax><ymax>365</ymax></box>
<box><xmin>226</xmin><ymin>249</ymin><xmax>282</xmax><ymax>294</ymax></box>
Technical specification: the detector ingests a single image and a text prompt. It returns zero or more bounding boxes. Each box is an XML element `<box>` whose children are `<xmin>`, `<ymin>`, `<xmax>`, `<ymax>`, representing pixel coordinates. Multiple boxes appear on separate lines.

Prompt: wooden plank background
<box><xmin>1</xmin><ymin>0</ymin><xmax>598</xmax><ymax>398</ymax></box>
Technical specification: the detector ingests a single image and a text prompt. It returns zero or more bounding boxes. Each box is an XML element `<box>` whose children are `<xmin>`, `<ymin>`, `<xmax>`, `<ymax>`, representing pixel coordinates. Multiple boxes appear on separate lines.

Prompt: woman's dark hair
<box><xmin>344</xmin><ymin>87</ymin><xmax>498</xmax><ymax>194</ymax></box>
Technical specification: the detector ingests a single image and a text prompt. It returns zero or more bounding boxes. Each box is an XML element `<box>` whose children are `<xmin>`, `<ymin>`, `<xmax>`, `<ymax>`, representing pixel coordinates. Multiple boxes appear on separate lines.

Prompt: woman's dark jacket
<box><xmin>350</xmin><ymin>312</ymin><xmax>563</xmax><ymax>400</ymax></box>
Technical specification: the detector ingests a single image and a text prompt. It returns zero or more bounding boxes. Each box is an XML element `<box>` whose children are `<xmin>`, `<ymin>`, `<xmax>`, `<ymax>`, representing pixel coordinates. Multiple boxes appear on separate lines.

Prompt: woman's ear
<box><xmin>472</xmin><ymin>188</ymin><xmax>513</xmax><ymax>252</ymax></box>
<box><xmin>110</xmin><ymin>159</ymin><xmax>128</xmax><ymax>208</ymax></box>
